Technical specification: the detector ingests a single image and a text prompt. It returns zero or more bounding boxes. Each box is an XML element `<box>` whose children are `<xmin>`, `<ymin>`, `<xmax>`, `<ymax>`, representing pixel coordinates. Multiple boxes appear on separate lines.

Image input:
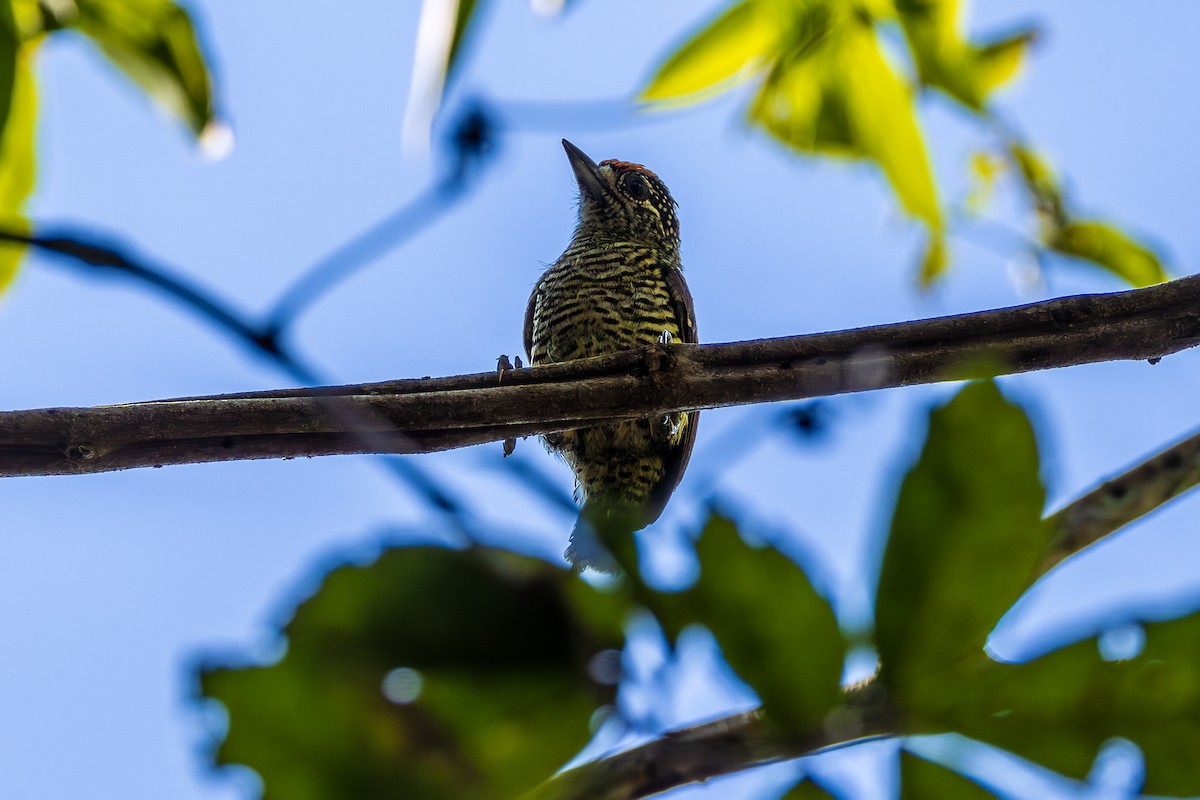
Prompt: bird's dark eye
<box><xmin>622</xmin><ymin>173</ymin><xmax>651</xmax><ymax>201</ymax></box>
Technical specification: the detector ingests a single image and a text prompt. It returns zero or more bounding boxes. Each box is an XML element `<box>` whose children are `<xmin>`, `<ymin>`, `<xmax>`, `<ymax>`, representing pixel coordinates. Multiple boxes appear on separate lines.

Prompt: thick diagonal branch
<box><xmin>2</xmin><ymin>274</ymin><xmax>1199</xmax><ymax>478</ymax></box>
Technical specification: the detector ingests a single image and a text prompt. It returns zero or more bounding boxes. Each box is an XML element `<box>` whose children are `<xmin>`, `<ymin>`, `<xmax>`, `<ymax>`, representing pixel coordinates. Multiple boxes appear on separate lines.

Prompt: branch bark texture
<box><xmin>3</xmin><ymin>275</ymin><xmax>1199</xmax><ymax>477</ymax></box>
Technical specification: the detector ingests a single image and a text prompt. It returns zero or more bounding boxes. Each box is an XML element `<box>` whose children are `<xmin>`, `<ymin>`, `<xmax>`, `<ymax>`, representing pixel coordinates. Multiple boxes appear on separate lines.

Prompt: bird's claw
<box><xmin>496</xmin><ymin>354</ymin><xmax>523</xmax><ymax>456</ymax></box>
<box><xmin>661</xmin><ymin>414</ymin><xmax>681</xmax><ymax>437</ymax></box>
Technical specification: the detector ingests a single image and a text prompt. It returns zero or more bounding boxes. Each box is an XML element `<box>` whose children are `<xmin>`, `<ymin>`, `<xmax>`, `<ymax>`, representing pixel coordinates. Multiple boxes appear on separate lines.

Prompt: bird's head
<box><xmin>562</xmin><ymin>139</ymin><xmax>680</xmax><ymax>253</ymax></box>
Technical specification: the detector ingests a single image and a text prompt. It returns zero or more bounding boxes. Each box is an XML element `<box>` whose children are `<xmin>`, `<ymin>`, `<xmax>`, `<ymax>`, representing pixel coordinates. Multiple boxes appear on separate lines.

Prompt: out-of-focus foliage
<box><xmin>199</xmin><ymin>381</ymin><xmax>1200</xmax><ymax>797</ymax></box>
<box><xmin>635</xmin><ymin>0</ymin><xmax>1170</xmax><ymax>288</ymax></box>
<box><xmin>1049</xmin><ymin>219</ymin><xmax>1167</xmax><ymax>287</ymax></box>
<box><xmin>66</xmin><ymin>0</ymin><xmax>215</xmax><ymax>135</ymax></box>
<box><xmin>898</xmin><ymin>751</ymin><xmax>1000</xmax><ymax>799</ymax></box>
<box><xmin>875</xmin><ymin>380</ymin><xmax>1048</xmax><ymax>712</ymax></box>
<box><xmin>200</xmin><ymin>546</ymin><xmax>625</xmax><ymax>800</ymax></box>
<box><xmin>674</xmin><ymin>513</ymin><xmax>845</xmax><ymax>732</ymax></box>
<box><xmin>638</xmin><ymin>0</ymin><xmax>778</xmax><ymax>106</ymax></box>
<box><xmin>943</xmin><ymin>612</ymin><xmax>1200</xmax><ymax>795</ymax></box>
<box><xmin>895</xmin><ymin>0</ymin><xmax>1035</xmax><ymax>112</ymax></box>
<box><xmin>1004</xmin><ymin>143</ymin><xmax>1168</xmax><ymax>286</ymax></box>
<box><xmin>0</xmin><ymin>0</ymin><xmax>214</xmax><ymax>293</ymax></box>
<box><xmin>869</xmin><ymin>381</ymin><xmax>1200</xmax><ymax>795</ymax></box>
<box><xmin>0</xmin><ymin>0</ymin><xmax>34</xmax><ymax>291</ymax></box>
<box><xmin>779</xmin><ymin>777</ymin><xmax>838</xmax><ymax>799</ymax></box>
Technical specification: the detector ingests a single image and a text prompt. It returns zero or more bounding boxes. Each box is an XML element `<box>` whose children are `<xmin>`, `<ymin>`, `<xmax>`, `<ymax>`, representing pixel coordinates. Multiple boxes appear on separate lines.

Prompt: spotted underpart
<box><xmin>524</xmin><ymin>142</ymin><xmax>698</xmax><ymax>560</ymax></box>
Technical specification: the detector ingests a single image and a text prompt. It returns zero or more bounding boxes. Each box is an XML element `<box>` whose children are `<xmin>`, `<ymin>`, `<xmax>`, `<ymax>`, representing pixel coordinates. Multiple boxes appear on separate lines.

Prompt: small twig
<box><xmin>3</xmin><ymin>273</ymin><xmax>1199</xmax><ymax>477</ymax></box>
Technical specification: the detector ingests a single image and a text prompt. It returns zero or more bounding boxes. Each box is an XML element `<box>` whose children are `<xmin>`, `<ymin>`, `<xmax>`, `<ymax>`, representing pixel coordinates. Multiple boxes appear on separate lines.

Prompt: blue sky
<box><xmin>2</xmin><ymin>2</ymin><xmax>1200</xmax><ymax>798</ymax></box>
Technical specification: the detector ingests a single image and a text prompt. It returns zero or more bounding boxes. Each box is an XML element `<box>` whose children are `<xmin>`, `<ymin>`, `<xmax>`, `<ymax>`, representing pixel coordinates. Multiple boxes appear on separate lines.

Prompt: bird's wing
<box><xmin>523</xmin><ymin>279</ymin><xmax>541</xmax><ymax>363</ymax></box>
<box><xmin>643</xmin><ymin>266</ymin><xmax>699</xmax><ymax>525</ymax></box>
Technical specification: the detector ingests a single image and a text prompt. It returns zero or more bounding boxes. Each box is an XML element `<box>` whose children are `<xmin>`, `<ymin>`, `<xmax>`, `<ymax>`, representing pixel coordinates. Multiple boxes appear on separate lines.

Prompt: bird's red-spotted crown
<box><xmin>600</xmin><ymin>160</ymin><xmax>659</xmax><ymax>180</ymax></box>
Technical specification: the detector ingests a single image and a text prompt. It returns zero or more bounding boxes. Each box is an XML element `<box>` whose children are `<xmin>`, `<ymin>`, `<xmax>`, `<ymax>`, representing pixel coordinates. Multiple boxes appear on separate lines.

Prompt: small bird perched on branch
<box><xmin>525</xmin><ymin>140</ymin><xmax>698</xmax><ymax>568</ymax></box>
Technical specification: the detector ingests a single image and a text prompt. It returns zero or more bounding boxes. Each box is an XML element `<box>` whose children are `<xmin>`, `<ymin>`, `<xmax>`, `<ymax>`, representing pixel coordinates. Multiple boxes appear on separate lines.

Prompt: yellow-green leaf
<box><xmin>1009</xmin><ymin>142</ymin><xmax>1063</xmax><ymax>223</ymax></box>
<box><xmin>0</xmin><ymin>0</ymin><xmax>16</xmax><ymax>137</ymax></box>
<box><xmin>0</xmin><ymin>41</ymin><xmax>35</xmax><ymax>293</ymax></box>
<box><xmin>897</xmin><ymin>0</ymin><xmax>1034</xmax><ymax>110</ymax></box>
<box><xmin>639</xmin><ymin>0</ymin><xmax>778</xmax><ymax>105</ymax></box>
<box><xmin>1050</xmin><ymin>220</ymin><xmax>1168</xmax><ymax>287</ymax></box>
<box><xmin>749</xmin><ymin>7</ymin><xmax>941</xmax><ymax>229</ymax></box>
<box><xmin>69</xmin><ymin>0</ymin><xmax>214</xmax><ymax>136</ymax></box>
<box><xmin>917</xmin><ymin>232</ymin><xmax>948</xmax><ymax>285</ymax></box>
<box><xmin>446</xmin><ymin>0</ymin><xmax>481</xmax><ymax>81</ymax></box>
<box><xmin>964</xmin><ymin>150</ymin><xmax>1002</xmax><ymax>213</ymax></box>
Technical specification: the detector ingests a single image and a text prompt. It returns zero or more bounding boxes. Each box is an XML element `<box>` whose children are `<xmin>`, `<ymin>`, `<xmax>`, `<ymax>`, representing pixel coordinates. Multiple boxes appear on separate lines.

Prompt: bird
<box><xmin>524</xmin><ymin>139</ymin><xmax>698</xmax><ymax>568</ymax></box>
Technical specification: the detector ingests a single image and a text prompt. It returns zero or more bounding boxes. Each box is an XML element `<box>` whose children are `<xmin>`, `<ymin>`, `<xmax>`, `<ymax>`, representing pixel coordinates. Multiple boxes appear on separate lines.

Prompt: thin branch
<box><xmin>0</xmin><ymin>226</ymin><xmax>475</xmax><ymax>521</ymax></box>
<box><xmin>3</xmin><ymin>274</ymin><xmax>1199</xmax><ymax>477</ymax></box>
<box><xmin>524</xmin><ymin>686</ymin><xmax>893</xmax><ymax>800</ymax></box>
<box><xmin>1039</xmin><ymin>427</ymin><xmax>1200</xmax><ymax>575</ymax></box>
<box><xmin>0</xmin><ymin>228</ymin><xmax>316</xmax><ymax>382</ymax></box>
<box><xmin>263</xmin><ymin>176</ymin><xmax>466</xmax><ymax>334</ymax></box>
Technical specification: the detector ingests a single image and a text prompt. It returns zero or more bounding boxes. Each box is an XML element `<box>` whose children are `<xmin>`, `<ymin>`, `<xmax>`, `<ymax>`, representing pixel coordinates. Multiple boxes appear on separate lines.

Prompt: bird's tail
<box><xmin>566</xmin><ymin>499</ymin><xmax>645</xmax><ymax>573</ymax></box>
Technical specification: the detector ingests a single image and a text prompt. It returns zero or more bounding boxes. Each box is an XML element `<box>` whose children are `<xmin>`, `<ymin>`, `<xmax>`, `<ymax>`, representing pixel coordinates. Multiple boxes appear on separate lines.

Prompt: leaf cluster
<box><xmin>200</xmin><ymin>381</ymin><xmax>1200</xmax><ymax>798</ymax></box>
<box><xmin>0</xmin><ymin>0</ymin><xmax>214</xmax><ymax>288</ymax></box>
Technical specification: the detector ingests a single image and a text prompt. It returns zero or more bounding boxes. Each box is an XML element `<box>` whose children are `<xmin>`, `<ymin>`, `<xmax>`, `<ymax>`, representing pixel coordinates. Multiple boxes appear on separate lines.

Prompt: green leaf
<box><xmin>917</xmin><ymin>232</ymin><xmax>948</xmax><ymax>286</ymax></box>
<box><xmin>875</xmin><ymin>381</ymin><xmax>1048</xmax><ymax>714</ymax></box>
<box><xmin>779</xmin><ymin>777</ymin><xmax>839</xmax><ymax>799</ymax></box>
<box><xmin>0</xmin><ymin>1</ymin><xmax>16</xmax><ymax>138</ymax></box>
<box><xmin>446</xmin><ymin>0</ymin><xmax>482</xmax><ymax>82</ymax></box>
<box><xmin>639</xmin><ymin>0</ymin><xmax>778</xmax><ymax>105</ymax></box>
<box><xmin>749</xmin><ymin>5</ymin><xmax>942</xmax><ymax>231</ymax></box>
<box><xmin>69</xmin><ymin>0</ymin><xmax>214</xmax><ymax>135</ymax></box>
<box><xmin>896</xmin><ymin>0</ymin><xmax>1035</xmax><ymax>111</ymax></box>
<box><xmin>1049</xmin><ymin>219</ymin><xmax>1168</xmax><ymax>287</ymax></box>
<box><xmin>0</xmin><ymin>39</ymin><xmax>35</xmax><ymax>292</ymax></box>
<box><xmin>682</xmin><ymin>513</ymin><xmax>845</xmax><ymax>732</ymax></box>
<box><xmin>964</xmin><ymin>151</ymin><xmax>1002</xmax><ymax>213</ymax></box>
<box><xmin>899</xmin><ymin>751</ymin><xmax>1000</xmax><ymax>799</ymax></box>
<box><xmin>200</xmin><ymin>546</ymin><xmax>624</xmax><ymax>800</ymax></box>
<box><xmin>947</xmin><ymin>612</ymin><xmax>1200</xmax><ymax>795</ymax></box>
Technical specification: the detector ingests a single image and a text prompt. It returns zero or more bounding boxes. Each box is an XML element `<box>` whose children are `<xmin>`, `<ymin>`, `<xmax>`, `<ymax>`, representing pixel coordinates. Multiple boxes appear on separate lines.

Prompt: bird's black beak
<box><xmin>562</xmin><ymin>139</ymin><xmax>606</xmax><ymax>201</ymax></box>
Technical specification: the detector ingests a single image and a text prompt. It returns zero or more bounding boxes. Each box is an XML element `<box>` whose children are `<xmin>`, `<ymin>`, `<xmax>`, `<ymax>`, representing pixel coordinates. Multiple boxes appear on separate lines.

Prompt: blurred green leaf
<box><xmin>946</xmin><ymin>612</ymin><xmax>1200</xmax><ymax>795</ymax></box>
<box><xmin>1009</xmin><ymin>143</ymin><xmax>1061</xmax><ymax>216</ymax></box>
<box><xmin>446</xmin><ymin>0</ymin><xmax>482</xmax><ymax>81</ymax></box>
<box><xmin>639</xmin><ymin>0</ymin><xmax>778</xmax><ymax>105</ymax></box>
<box><xmin>875</xmin><ymin>381</ymin><xmax>1048</xmax><ymax>713</ymax></box>
<box><xmin>896</xmin><ymin>0</ymin><xmax>1035</xmax><ymax>111</ymax></box>
<box><xmin>749</xmin><ymin>5</ymin><xmax>941</xmax><ymax>231</ymax></box>
<box><xmin>917</xmin><ymin>232</ymin><xmax>948</xmax><ymax>286</ymax></box>
<box><xmin>0</xmin><ymin>1</ymin><xmax>16</xmax><ymax>138</ymax></box>
<box><xmin>1050</xmin><ymin>219</ymin><xmax>1168</xmax><ymax>287</ymax></box>
<box><xmin>201</xmin><ymin>546</ymin><xmax>624</xmax><ymax>800</ymax></box>
<box><xmin>69</xmin><ymin>0</ymin><xmax>214</xmax><ymax>135</ymax></box>
<box><xmin>682</xmin><ymin>513</ymin><xmax>845</xmax><ymax>732</ymax></box>
<box><xmin>0</xmin><ymin>40</ymin><xmax>35</xmax><ymax>292</ymax></box>
<box><xmin>779</xmin><ymin>776</ymin><xmax>839</xmax><ymax>799</ymax></box>
<box><xmin>964</xmin><ymin>151</ymin><xmax>1002</xmax><ymax>213</ymax></box>
<box><xmin>899</xmin><ymin>751</ymin><xmax>999</xmax><ymax>799</ymax></box>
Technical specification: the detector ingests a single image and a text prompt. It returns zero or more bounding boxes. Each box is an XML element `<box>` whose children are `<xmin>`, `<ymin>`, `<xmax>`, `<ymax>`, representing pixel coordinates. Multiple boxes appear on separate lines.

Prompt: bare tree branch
<box><xmin>3</xmin><ymin>274</ymin><xmax>1199</xmax><ymax>478</ymax></box>
<box><xmin>1039</xmin><ymin>426</ymin><xmax>1200</xmax><ymax>575</ymax></box>
<box><xmin>524</xmin><ymin>686</ymin><xmax>893</xmax><ymax>800</ymax></box>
